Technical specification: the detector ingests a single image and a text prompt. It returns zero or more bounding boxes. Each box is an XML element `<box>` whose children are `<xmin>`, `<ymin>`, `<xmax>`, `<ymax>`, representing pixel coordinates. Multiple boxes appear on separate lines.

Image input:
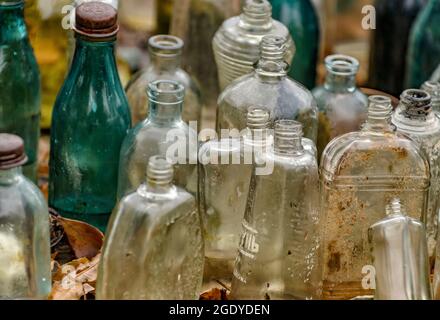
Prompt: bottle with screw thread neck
<box><xmin>125</xmin><ymin>34</ymin><xmax>203</xmax><ymax>126</ymax></box>
<box><xmin>118</xmin><ymin>80</ymin><xmax>198</xmax><ymax>200</ymax></box>
<box><xmin>369</xmin><ymin>198</ymin><xmax>432</xmax><ymax>300</ymax></box>
<box><xmin>312</xmin><ymin>54</ymin><xmax>368</xmax><ymax>158</ymax></box>
<box><xmin>391</xmin><ymin>89</ymin><xmax>440</xmax><ymax>265</ymax></box>
<box><xmin>212</xmin><ymin>0</ymin><xmax>295</xmax><ymax>91</ymax></box>
<box><xmin>217</xmin><ymin>35</ymin><xmax>318</xmax><ymax>143</ymax></box>
<box><xmin>97</xmin><ymin>156</ymin><xmax>204</xmax><ymax>300</ymax></box>
<box><xmin>231</xmin><ymin>120</ymin><xmax>321</xmax><ymax>300</ymax></box>
<box><xmin>320</xmin><ymin>95</ymin><xmax>430</xmax><ymax>300</ymax></box>
<box><xmin>199</xmin><ymin>107</ymin><xmax>273</xmax><ymax>283</ymax></box>
<box><xmin>421</xmin><ymin>81</ymin><xmax>440</xmax><ymax>114</ymax></box>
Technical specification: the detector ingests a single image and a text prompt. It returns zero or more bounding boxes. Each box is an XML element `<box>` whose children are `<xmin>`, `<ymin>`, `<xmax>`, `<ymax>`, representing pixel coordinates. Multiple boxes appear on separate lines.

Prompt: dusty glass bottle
<box><xmin>392</xmin><ymin>89</ymin><xmax>440</xmax><ymax>261</ymax></box>
<box><xmin>406</xmin><ymin>0</ymin><xmax>440</xmax><ymax>88</ymax></box>
<box><xmin>199</xmin><ymin>107</ymin><xmax>273</xmax><ymax>282</ymax></box>
<box><xmin>312</xmin><ymin>54</ymin><xmax>368</xmax><ymax>157</ymax></box>
<box><xmin>421</xmin><ymin>81</ymin><xmax>440</xmax><ymax>114</ymax></box>
<box><xmin>369</xmin><ymin>198</ymin><xmax>432</xmax><ymax>300</ymax></box>
<box><xmin>125</xmin><ymin>35</ymin><xmax>202</xmax><ymax>126</ymax></box>
<box><xmin>0</xmin><ymin>0</ymin><xmax>41</xmax><ymax>182</ymax></box>
<box><xmin>49</xmin><ymin>2</ymin><xmax>131</xmax><ymax>232</ymax></box>
<box><xmin>118</xmin><ymin>80</ymin><xmax>197</xmax><ymax>200</ymax></box>
<box><xmin>0</xmin><ymin>134</ymin><xmax>51</xmax><ymax>299</ymax></box>
<box><xmin>320</xmin><ymin>95</ymin><xmax>430</xmax><ymax>300</ymax></box>
<box><xmin>213</xmin><ymin>0</ymin><xmax>295</xmax><ymax>91</ymax></box>
<box><xmin>270</xmin><ymin>0</ymin><xmax>320</xmax><ymax>89</ymax></box>
<box><xmin>97</xmin><ymin>156</ymin><xmax>204</xmax><ymax>300</ymax></box>
<box><xmin>217</xmin><ymin>35</ymin><xmax>318</xmax><ymax>142</ymax></box>
<box><xmin>231</xmin><ymin>120</ymin><xmax>321</xmax><ymax>300</ymax></box>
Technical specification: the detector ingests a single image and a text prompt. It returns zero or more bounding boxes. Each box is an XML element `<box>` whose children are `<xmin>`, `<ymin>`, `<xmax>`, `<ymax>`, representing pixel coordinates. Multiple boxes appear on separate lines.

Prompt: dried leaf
<box><xmin>200</xmin><ymin>288</ymin><xmax>229</xmax><ymax>300</ymax></box>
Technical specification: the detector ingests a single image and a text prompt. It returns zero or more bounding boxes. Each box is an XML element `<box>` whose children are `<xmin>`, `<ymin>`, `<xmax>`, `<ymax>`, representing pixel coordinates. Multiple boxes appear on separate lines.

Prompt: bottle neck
<box><xmin>148</xmin><ymin>101</ymin><xmax>183</xmax><ymax>124</ymax></box>
<box><xmin>244</xmin><ymin>128</ymin><xmax>271</xmax><ymax>147</ymax></box>
<box><xmin>324</xmin><ymin>55</ymin><xmax>359</xmax><ymax>93</ymax></box>
<box><xmin>139</xmin><ymin>156</ymin><xmax>176</xmax><ymax>198</ymax></box>
<box><xmin>0</xmin><ymin>2</ymin><xmax>27</xmax><ymax>43</ymax></box>
<box><xmin>324</xmin><ymin>72</ymin><xmax>357</xmax><ymax>93</ymax></box>
<box><xmin>394</xmin><ymin>89</ymin><xmax>433</xmax><ymax>128</ymax></box>
<box><xmin>273</xmin><ymin>121</ymin><xmax>304</xmax><ymax>156</ymax></box>
<box><xmin>363</xmin><ymin>96</ymin><xmax>395</xmax><ymax>133</ymax></box>
<box><xmin>255</xmin><ymin>36</ymin><xmax>289</xmax><ymax>82</ymax></box>
<box><xmin>239</xmin><ymin>0</ymin><xmax>273</xmax><ymax>33</ymax></box>
<box><xmin>0</xmin><ymin>167</ymin><xmax>22</xmax><ymax>185</ymax></box>
<box><xmin>149</xmin><ymin>51</ymin><xmax>181</xmax><ymax>73</ymax></box>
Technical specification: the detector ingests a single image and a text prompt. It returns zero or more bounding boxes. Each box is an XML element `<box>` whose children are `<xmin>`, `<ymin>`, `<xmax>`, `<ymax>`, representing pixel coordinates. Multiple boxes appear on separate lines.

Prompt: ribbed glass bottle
<box><xmin>320</xmin><ymin>95</ymin><xmax>430</xmax><ymax>300</ymax></box>
<box><xmin>213</xmin><ymin>0</ymin><xmax>295</xmax><ymax>91</ymax></box>
<box><xmin>97</xmin><ymin>156</ymin><xmax>204</xmax><ymax>300</ymax></box>
<box><xmin>217</xmin><ymin>35</ymin><xmax>318</xmax><ymax>142</ymax></box>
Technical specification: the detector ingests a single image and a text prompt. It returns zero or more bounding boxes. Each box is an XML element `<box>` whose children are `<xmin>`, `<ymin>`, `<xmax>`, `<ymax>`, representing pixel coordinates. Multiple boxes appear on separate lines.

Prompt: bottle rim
<box><xmin>325</xmin><ymin>54</ymin><xmax>360</xmax><ymax>76</ymax></box>
<box><xmin>148</xmin><ymin>35</ymin><xmax>183</xmax><ymax>58</ymax></box>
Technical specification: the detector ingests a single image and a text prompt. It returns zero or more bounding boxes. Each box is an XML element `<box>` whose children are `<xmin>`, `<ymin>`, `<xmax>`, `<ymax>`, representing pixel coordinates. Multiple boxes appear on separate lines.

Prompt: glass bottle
<box><xmin>125</xmin><ymin>35</ymin><xmax>203</xmax><ymax>126</ymax></box>
<box><xmin>312</xmin><ymin>54</ymin><xmax>368</xmax><ymax>157</ymax></box>
<box><xmin>270</xmin><ymin>0</ymin><xmax>320</xmax><ymax>89</ymax></box>
<box><xmin>199</xmin><ymin>107</ymin><xmax>273</xmax><ymax>282</ymax></box>
<box><xmin>369</xmin><ymin>198</ymin><xmax>432</xmax><ymax>300</ymax></box>
<box><xmin>392</xmin><ymin>89</ymin><xmax>440</xmax><ymax>262</ymax></box>
<box><xmin>0</xmin><ymin>0</ymin><xmax>41</xmax><ymax>182</ymax></box>
<box><xmin>421</xmin><ymin>81</ymin><xmax>440</xmax><ymax>114</ymax></box>
<box><xmin>0</xmin><ymin>134</ymin><xmax>51</xmax><ymax>299</ymax></box>
<box><xmin>118</xmin><ymin>80</ymin><xmax>197</xmax><ymax>200</ymax></box>
<box><xmin>231</xmin><ymin>120</ymin><xmax>321</xmax><ymax>300</ymax></box>
<box><xmin>406</xmin><ymin>0</ymin><xmax>440</xmax><ymax>89</ymax></box>
<box><xmin>368</xmin><ymin>0</ymin><xmax>427</xmax><ymax>96</ymax></box>
<box><xmin>432</xmin><ymin>64</ymin><xmax>440</xmax><ymax>82</ymax></box>
<box><xmin>97</xmin><ymin>156</ymin><xmax>204</xmax><ymax>300</ymax></box>
<box><xmin>217</xmin><ymin>35</ymin><xmax>318</xmax><ymax>143</ymax></box>
<box><xmin>212</xmin><ymin>0</ymin><xmax>295</xmax><ymax>91</ymax></box>
<box><xmin>49</xmin><ymin>2</ymin><xmax>132</xmax><ymax>232</ymax></box>
<box><xmin>320</xmin><ymin>95</ymin><xmax>430</xmax><ymax>300</ymax></box>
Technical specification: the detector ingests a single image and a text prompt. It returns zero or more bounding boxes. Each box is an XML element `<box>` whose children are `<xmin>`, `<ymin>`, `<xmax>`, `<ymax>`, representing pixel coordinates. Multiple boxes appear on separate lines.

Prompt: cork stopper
<box><xmin>74</xmin><ymin>2</ymin><xmax>119</xmax><ymax>39</ymax></box>
<box><xmin>0</xmin><ymin>134</ymin><xmax>28</xmax><ymax>170</ymax></box>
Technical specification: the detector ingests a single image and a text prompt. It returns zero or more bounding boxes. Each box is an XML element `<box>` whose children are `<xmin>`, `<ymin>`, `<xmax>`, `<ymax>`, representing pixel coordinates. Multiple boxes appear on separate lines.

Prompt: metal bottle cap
<box><xmin>0</xmin><ymin>134</ymin><xmax>28</xmax><ymax>170</ymax></box>
<box><xmin>74</xmin><ymin>1</ymin><xmax>119</xmax><ymax>39</ymax></box>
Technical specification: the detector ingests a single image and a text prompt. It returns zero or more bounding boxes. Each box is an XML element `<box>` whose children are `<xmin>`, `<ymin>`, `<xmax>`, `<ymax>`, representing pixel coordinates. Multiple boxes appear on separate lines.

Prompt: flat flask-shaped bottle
<box><xmin>320</xmin><ymin>95</ymin><xmax>430</xmax><ymax>300</ymax></box>
<box><xmin>391</xmin><ymin>89</ymin><xmax>440</xmax><ymax>261</ymax></box>
<box><xmin>125</xmin><ymin>35</ymin><xmax>202</xmax><ymax>126</ymax></box>
<box><xmin>313</xmin><ymin>54</ymin><xmax>368</xmax><ymax>157</ymax></box>
<box><xmin>0</xmin><ymin>134</ymin><xmax>51</xmax><ymax>299</ymax></box>
<box><xmin>97</xmin><ymin>156</ymin><xmax>204</xmax><ymax>300</ymax></box>
<box><xmin>369</xmin><ymin>199</ymin><xmax>432</xmax><ymax>300</ymax></box>
<box><xmin>118</xmin><ymin>80</ymin><xmax>197</xmax><ymax>200</ymax></box>
<box><xmin>217</xmin><ymin>35</ymin><xmax>318</xmax><ymax>143</ymax></box>
<box><xmin>231</xmin><ymin>121</ymin><xmax>321</xmax><ymax>300</ymax></box>
<box><xmin>212</xmin><ymin>0</ymin><xmax>295</xmax><ymax>91</ymax></box>
<box><xmin>421</xmin><ymin>81</ymin><xmax>440</xmax><ymax>114</ymax></box>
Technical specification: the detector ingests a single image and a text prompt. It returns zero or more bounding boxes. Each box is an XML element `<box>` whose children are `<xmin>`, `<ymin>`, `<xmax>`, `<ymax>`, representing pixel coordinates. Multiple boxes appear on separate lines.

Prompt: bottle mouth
<box><xmin>246</xmin><ymin>106</ymin><xmax>271</xmax><ymax>129</ymax></box>
<box><xmin>148</xmin><ymin>35</ymin><xmax>183</xmax><ymax>58</ymax></box>
<box><xmin>243</xmin><ymin>0</ymin><xmax>272</xmax><ymax>17</ymax></box>
<box><xmin>325</xmin><ymin>54</ymin><xmax>359</xmax><ymax>76</ymax></box>
<box><xmin>147</xmin><ymin>80</ymin><xmax>185</xmax><ymax>105</ymax></box>
<box><xmin>260</xmin><ymin>35</ymin><xmax>287</xmax><ymax>61</ymax></box>
<box><xmin>400</xmin><ymin>89</ymin><xmax>432</xmax><ymax>116</ymax></box>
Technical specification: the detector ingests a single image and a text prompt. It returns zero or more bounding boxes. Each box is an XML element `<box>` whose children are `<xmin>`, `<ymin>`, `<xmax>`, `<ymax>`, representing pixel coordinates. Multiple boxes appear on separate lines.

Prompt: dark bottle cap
<box><xmin>0</xmin><ymin>134</ymin><xmax>28</xmax><ymax>170</ymax></box>
<box><xmin>74</xmin><ymin>1</ymin><xmax>119</xmax><ymax>39</ymax></box>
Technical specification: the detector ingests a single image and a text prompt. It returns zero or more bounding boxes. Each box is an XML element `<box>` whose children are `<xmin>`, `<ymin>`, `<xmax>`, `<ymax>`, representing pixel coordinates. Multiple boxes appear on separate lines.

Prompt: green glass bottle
<box><xmin>49</xmin><ymin>2</ymin><xmax>131</xmax><ymax>232</ymax></box>
<box><xmin>0</xmin><ymin>0</ymin><xmax>41</xmax><ymax>182</ymax></box>
<box><xmin>270</xmin><ymin>0</ymin><xmax>320</xmax><ymax>89</ymax></box>
<box><xmin>406</xmin><ymin>0</ymin><xmax>440</xmax><ymax>88</ymax></box>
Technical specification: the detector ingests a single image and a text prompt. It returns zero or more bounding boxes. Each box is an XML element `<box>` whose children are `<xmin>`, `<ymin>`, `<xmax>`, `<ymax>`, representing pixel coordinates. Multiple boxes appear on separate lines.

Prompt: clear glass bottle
<box><xmin>231</xmin><ymin>120</ymin><xmax>321</xmax><ymax>300</ymax></box>
<box><xmin>1</xmin><ymin>0</ymin><xmax>41</xmax><ymax>182</ymax></box>
<box><xmin>217</xmin><ymin>35</ymin><xmax>318</xmax><ymax>143</ymax></box>
<box><xmin>369</xmin><ymin>198</ymin><xmax>432</xmax><ymax>300</ymax></box>
<box><xmin>312</xmin><ymin>54</ymin><xmax>368</xmax><ymax>157</ymax></box>
<box><xmin>392</xmin><ymin>89</ymin><xmax>440</xmax><ymax>262</ymax></box>
<box><xmin>0</xmin><ymin>134</ymin><xmax>51</xmax><ymax>299</ymax></box>
<box><xmin>97</xmin><ymin>156</ymin><xmax>204</xmax><ymax>300</ymax></box>
<box><xmin>406</xmin><ymin>0</ymin><xmax>440</xmax><ymax>88</ymax></box>
<box><xmin>270</xmin><ymin>0</ymin><xmax>320</xmax><ymax>89</ymax></box>
<box><xmin>213</xmin><ymin>0</ymin><xmax>295</xmax><ymax>91</ymax></box>
<box><xmin>320</xmin><ymin>95</ymin><xmax>430</xmax><ymax>300</ymax></box>
<box><xmin>421</xmin><ymin>81</ymin><xmax>440</xmax><ymax>114</ymax></box>
<box><xmin>49</xmin><ymin>2</ymin><xmax>132</xmax><ymax>232</ymax></box>
<box><xmin>118</xmin><ymin>80</ymin><xmax>197</xmax><ymax>200</ymax></box>
<box><xmin>431</xmin><ymin>64</ymin><xmax>440</xmax><ymax>82</ymax></box>
<box><xmin>199</xmin><ymin>107</ymin><xmax>273</xmax><ymax>282</ymax></box>
<box><xmin>125</xmin><ymin>35</ymin><xmax>203</xmax><ymax>126</ymax></box>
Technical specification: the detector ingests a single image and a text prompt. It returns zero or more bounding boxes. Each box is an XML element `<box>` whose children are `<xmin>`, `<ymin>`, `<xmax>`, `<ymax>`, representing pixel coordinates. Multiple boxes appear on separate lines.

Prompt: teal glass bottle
<box><xmin>270</xmin><ymin>0</ymin><xmax>320</xmax><ymax>89</ymax></box>
<box><xmin>0</xmin><ymin>0</ymin><xmax>41</xmax><ymax>182</ymax></box>
<box><xmin>49</xmin><ymin>2</ymin><xmax>131</xmax><ymax>232</ymax></box>
<box><xmin>406</xmin><ymin>0</ymin><xmax>440</xmax><ymax>88</ymax></box>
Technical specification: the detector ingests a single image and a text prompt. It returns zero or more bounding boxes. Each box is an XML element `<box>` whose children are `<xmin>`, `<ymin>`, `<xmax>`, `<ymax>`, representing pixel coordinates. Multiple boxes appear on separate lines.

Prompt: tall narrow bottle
<box><xmin>118</xmin><ymin>80</ymin><xmax>197</xmax><ymax>200</ymax></box>
<box><xmin>97</xmin><ymin>156</ymin><xmax>204</xmax><ymax>300</ymax></box>
<box><xmin>126</xmin><ymin>35</ymin><xmax>202</xmax><ymax>126</ymax></box>
<box><xmin>0</xmin><ymin>0</ymin><xmax>41</xmax><ymax>182</ymax></box>
<box><xmin>49</xmin><ymin>2</ymin><xmax>131</xmax><ymax>232</ymax></box>
<box><xmin>213</xmin><ymin>0</ymin><xmax>295</xmax><ymax>91</ymax></box>
<box><xmin>392</xmin><ymin>89</ymin><xmax>440</xmax><ymax>261</ymax></box>
<box><xmin>312</xmin><ymin>54</ymin><xmax>368</xmax><ymax>156</ymax></box>
<box><xmin>421</xmin><ymin>81</ymin><xmax>440</xmax><ymax>114</ymax></box>
<box><xmin>0</xmin><ymin>134</ymin><xmax>51</xmax><ymax>299</ymax></box>
<box><xmin>231</xmin><ymin>121</ymin><xmax>321</xmax><ymax>300</ymax></box>
<box><xmin>270</xmin><ymin>0</ymin><xmax>320</xmax><ymax>89</ymax></box>
<box><xmin>217</xmin><ymin>35</ymin><xmax>318</xmax><ymax>143</ymax></box>
<box><xmin>320</xmin><ymin>95</ymin><xmax>430</xmax><ymax>300</ymax></box>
